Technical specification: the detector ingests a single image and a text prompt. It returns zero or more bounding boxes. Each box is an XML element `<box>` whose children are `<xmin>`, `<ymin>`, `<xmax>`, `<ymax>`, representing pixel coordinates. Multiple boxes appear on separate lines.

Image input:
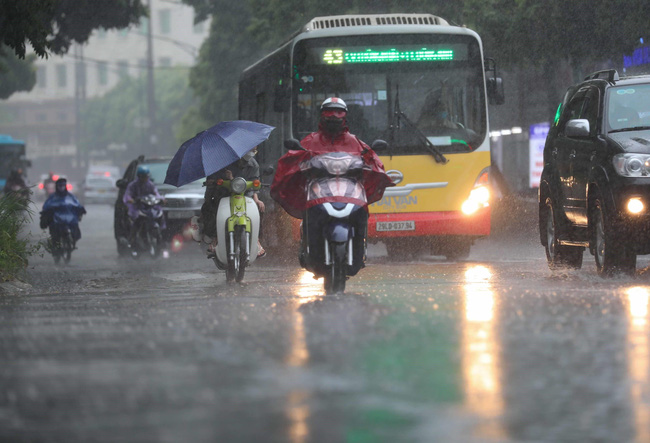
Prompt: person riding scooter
<box><xmin>40</xmin><ymin>177</ymin><xmax>86</xmax><ymax>251</ymax></box>
<box><xmin>271</xmin><ymin>97</ymin><xmax>393</xmax><ymax>277</ymax></box>
<box><xmin>124</xmin><ymin>165</ymin><xmax>166</xmax><ymax>256</ymax></box>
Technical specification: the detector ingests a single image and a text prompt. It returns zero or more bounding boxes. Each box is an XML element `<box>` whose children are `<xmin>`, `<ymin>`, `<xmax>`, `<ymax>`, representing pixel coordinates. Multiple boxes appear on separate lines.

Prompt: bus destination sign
<box><xmin>322</xmin><ymin>48</ymin><xmax>454</xmax><ymax>64</ymax></box>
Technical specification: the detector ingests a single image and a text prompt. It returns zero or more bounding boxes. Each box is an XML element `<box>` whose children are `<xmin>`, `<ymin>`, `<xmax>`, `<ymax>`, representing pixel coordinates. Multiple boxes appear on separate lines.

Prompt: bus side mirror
<box><xmin>487</xmin><ymin>77</ymin><xmax>505</xmax><ymax>105</ymax></box>
<box><xmin>284</xmin><ymin>139</ymin><xmax>304</xmax><ymax>151</ymax></box>
<box><xmin>274</xmin><ymin>83</ymin><xmax>290</xmax><ymax>113</ymax></box>
<box><xmin>371</xmin><ymin>139</ymin><xmax>388</xmax><ymax>152</ymax></box>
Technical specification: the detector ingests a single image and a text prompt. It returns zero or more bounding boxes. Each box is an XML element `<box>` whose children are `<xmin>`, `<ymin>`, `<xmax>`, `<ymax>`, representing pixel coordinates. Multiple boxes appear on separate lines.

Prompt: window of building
<box><xmin>58</xmin><ymin>130</ymin><xmax>70</xmax><ymax>145</ymax></box>
<box><xmin>98</xmin><ymin>62</ymin><xmax>108</xmax><ymax>85</ymax></box>
<box><xmin>36</xmin><ymin>113</ymin><xmax>47</xmax><ymax>122</ymax></box>
<box><xmin>56</xmin><ymin>64</ymin><xmax>67</xmax><ymax>88</ymax></box>
<box><xmin>37</xmin><ymin>65</ymin><xmax>47</xmax><ymax>88</ymax></box>
<box><xmin>58</xmin><ymin>112</ymin><xmax>67</xmax><ymax>122</ymax></box>
<box><xmin>159</xmin><ymin>9</ymin><xmax>171</xmax><ymax>34</ymax></box>
<box><xmin>139</xmin><ymin>17</ymin><xmax>149</xmax><ymax>34</ymax></box>
<box><xmin>159</xmin><ymin>57</ymin><xmax>171</xmax><ymax>68</ymax></box>
<box><xmin>117</xmin><ymin>60</ymin><xmax>128</xmax><ymax>79</ymax></box>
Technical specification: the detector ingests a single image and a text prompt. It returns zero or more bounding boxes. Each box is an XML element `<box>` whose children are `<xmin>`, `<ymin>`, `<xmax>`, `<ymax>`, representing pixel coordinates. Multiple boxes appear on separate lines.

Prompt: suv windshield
<box><xmin>607</xmin><ymin>84</ymin><xmax>650</xmax><ymax>132</ymax></box>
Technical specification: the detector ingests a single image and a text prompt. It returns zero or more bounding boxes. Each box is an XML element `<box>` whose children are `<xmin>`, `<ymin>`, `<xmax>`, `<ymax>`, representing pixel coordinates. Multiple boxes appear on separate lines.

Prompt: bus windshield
<box><xmin>293</xmin><ymin>34</ymin><xmax>487</xmax><ymax>154</ymax></box>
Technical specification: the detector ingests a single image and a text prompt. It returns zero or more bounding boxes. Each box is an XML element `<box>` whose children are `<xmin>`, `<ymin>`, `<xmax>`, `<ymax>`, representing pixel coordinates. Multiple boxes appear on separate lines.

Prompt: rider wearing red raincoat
<box><xmin>271</xmin><ymin>97</ymin><xmax>393</xmax><ymax>219</ymax></box>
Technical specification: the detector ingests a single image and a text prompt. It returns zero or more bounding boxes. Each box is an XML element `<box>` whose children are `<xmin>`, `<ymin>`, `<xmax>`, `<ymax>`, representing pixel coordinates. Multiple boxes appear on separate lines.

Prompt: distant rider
<box><xmin>124</xmin><ymin>165</ymin><xmax>166</xmax><ymax>254</ymax></box>
<box><xmin>40</xmin><ymin>177</ymin><xmax>86</xmax><ymax>249</ymax></box>
<box><xmin>4</xmin><ymin>167</ymin><xmax>28</xmax><ymax>197</ymax></box>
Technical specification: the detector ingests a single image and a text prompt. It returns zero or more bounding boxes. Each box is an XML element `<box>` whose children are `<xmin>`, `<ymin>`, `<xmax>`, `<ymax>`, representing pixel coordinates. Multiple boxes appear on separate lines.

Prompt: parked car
<box><xmin>114</xmin><ymin>156</ymin><xmax>204</xmax><ymax>256</ymax></box>
<box><xmin>539</xmin><ymin>69</ymin><xmax>650</xmax><ymax>276</ymax></box>
<box><xmin>80</xmin><ymin>174</ymin><xmax>117</xmax><ymax>205</ymax></box>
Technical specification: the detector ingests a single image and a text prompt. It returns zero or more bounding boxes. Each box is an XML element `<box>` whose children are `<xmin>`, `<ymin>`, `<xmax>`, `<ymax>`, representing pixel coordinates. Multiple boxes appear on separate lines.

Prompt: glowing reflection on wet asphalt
<box><xmin>462</xmin><ymin>265</ymin><xmax>504</xmax><ymax>440</ymax></box>
<box><xmin>626</xmin><ymin>286</ymin><xmax>650</xmax><ymax>443</ymax></box>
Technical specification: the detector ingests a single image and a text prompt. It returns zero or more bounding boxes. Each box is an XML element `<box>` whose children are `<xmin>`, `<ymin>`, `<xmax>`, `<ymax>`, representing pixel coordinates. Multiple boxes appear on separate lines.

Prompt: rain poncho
<box><xmin>40</xmin><ymin>192</ymin><xmax>86</xmax><ymax>240</ymax></box>
<box><xmin>271</xmin><ymin>128</ymin><xmax>393</xmax><ymax>219</ymax></box>
<box><xmin>124</xmin><ymin>179</ymin><xmax>163</xmax><ymax>221</ymax></box>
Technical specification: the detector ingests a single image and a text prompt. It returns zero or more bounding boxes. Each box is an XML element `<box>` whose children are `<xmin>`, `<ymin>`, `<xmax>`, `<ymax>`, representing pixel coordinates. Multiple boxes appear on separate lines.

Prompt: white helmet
<box><xmin>321</xmin><ymin>97</ymin><xmax>348</xmax><ymax>112</ymax></box>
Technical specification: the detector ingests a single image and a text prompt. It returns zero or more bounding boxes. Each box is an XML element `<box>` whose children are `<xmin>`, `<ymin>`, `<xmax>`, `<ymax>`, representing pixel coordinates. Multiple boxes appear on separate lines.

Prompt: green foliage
<box><xmin>79</xmin><ymin>68</ymin><xmax>197</xmax><ymax>157</ymax></box>
<box><xmin>0</xmin><ymin>46</ymin><xmax>36</xmax><ymax>99</ymax></box>
<box><xmin>0</xmin><ymin>192</ymin><xmax>39</xmax><ymax>281</ymax></box>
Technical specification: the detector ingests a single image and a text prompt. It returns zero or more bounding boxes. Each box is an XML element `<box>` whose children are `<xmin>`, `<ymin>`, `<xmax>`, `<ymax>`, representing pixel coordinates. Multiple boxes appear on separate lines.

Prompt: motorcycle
<box><xmin>51</xmin><ymin>226</ymin><xmax>75</xmax><ymax>265</ymax></box>
<box><xmin>285</xmin><ymin>139</ymin><xmax>387</xmax><ymax>294</ymax></box>
<box><xmin>211</xmin><ymin>176</ymin><xmax>262</xmax><ymax>283</ymax></box>
<box><xmin>131</xmin><ymin>194</ymin><xmax>164</xmax><ymax>258</ymax></box>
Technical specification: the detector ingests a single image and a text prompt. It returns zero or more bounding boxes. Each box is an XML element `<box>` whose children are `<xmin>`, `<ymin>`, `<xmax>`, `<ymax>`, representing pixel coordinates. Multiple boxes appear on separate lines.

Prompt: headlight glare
<box><xmin>628</xmin><ymin>197</ymin><xmax>644</xmax><ymax>214</ymax></box>
<box><xmin>462</xmin><ymin>185</ymin><xmax>490</xmax><ymax>215</ymax></box>
<box><xmin>613</xmin><ymin>154</ymin><xmax>650</xmax><ymax>177</ymax></box>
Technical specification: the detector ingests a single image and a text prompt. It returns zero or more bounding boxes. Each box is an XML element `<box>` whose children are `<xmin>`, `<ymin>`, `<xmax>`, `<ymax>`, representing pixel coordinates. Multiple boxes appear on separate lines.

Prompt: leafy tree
<box><xmin>0</xmin><ymin>0</ymin><xmax>145</xmax><ymax>99</ymax></box>
<box><xmin>79</xmin><ymin>69</ymin><xmax>197</xmax><ymax>160</ymax></box>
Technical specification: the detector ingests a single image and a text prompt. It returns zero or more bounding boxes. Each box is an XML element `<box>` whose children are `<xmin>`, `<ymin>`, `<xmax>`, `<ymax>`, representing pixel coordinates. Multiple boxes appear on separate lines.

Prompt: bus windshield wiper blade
<box><xmin>395</xmin><ymin>110</ymin><xmax>449</xmax><ymax>164</ymax></box>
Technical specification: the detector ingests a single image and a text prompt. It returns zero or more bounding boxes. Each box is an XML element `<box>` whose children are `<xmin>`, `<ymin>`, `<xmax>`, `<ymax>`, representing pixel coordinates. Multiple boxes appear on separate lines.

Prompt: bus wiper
<box><xmin>391</xmin><ymin>86</ymin><xmax>448</xmax><ymax>164</ymax></box>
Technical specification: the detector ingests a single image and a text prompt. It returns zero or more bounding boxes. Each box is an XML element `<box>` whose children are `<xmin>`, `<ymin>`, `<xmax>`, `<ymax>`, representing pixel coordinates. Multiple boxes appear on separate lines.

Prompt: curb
<box><xmin>0</xmin><ymin>279</ymin><xmax>32</xmax><ymax>295</ymax></box>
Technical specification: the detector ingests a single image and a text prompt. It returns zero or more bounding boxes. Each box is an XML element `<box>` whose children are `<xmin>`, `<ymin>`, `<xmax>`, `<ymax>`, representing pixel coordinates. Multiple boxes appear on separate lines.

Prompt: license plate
<box><xmin>167</xmin><ymin>210</ymin><xmax>195</xmax><ymax>219</ymax></box>
<box><xmin>376</xmin><ymin>221</ymin><xmax>415</xmax><ymax>231</ymax></box>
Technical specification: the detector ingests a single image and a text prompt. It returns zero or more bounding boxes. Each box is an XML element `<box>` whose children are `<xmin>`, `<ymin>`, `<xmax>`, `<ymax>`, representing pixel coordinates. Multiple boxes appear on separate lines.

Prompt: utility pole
<box><xmin>74</xmin><ymin>43</ymin><xmax>87</xmax><ymax>174</ymax></box>
<box><xmin>146</xmin><ymin>0</ymin><xmax>157</xmax><ymax>157</ymax></box>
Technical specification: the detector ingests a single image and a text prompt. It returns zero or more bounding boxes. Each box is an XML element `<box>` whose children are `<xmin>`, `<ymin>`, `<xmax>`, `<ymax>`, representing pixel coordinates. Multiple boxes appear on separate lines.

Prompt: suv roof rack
<box><xmin>584</xmin><ymin>69</ymin><xmax>619</xmax><ymax>83</ymax></box>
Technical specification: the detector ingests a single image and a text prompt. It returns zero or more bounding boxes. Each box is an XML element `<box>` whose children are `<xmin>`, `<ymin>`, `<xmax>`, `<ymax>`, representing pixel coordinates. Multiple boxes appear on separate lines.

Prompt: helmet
<box><xmin>136</xmin><ymin>165</ymin><xmax>150</xmax><ymax>178</ymax></box>
<box><xmin>55</xmin><ymin>178</ymin><xmax>68</xmax><ymax>195</ymax></box>
<box><xmin>321</xmin><ymin>97</ymin><xmax>348</xmax><ymax>112</ymax></box>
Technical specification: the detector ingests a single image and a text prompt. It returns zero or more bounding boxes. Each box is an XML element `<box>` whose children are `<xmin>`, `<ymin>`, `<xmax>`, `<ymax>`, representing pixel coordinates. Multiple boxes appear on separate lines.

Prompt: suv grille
<box><xmin>304</xmin><ymin>14</ymin><xmax>448</xmax><ymax>31</ymax></box>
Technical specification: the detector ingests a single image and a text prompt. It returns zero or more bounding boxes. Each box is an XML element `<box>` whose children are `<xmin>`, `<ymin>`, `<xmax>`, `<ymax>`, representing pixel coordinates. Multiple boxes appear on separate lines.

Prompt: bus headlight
<box><xmin>627</xmin><ymin>197</ymin><xmax>644</xmax><ymax>214</ymax></box>
<box><xmin>461</xmin><ymin>185</ymin><xmax>490</xmax><ymax>215</ymax></box>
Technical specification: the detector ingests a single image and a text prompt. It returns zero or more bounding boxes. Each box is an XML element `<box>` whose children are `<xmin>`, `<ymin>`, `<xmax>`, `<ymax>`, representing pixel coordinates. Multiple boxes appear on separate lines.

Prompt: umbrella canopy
<box><xmin>164</xmin><ymin>120</ymin><xmax>274</xmax><ymax>187</ymax></box>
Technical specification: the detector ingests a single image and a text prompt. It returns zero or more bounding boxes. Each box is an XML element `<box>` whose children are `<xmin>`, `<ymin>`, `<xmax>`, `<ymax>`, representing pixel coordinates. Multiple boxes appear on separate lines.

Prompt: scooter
<box><xmin>132</xmin><ymin>194</ymin><xmax>164</xmax><ymax>258</ymax></box>
<box><xmin>49</xmin><ymin>226</ymin><xmax>75</xmax><ymax>265</ymax></box>
<box><xmin>284</xmin><ymin>139</ymin><xmax>383</xmax><ymax>294</ymax></box>
<box><xmin>212</xmin><ymin>176</ymin><xmax>262</xmax><ymax>283</ymax></box>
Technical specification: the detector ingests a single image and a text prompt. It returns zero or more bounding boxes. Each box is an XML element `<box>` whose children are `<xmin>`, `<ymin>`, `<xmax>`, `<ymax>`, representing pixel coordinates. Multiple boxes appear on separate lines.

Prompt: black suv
<box><xmin>539</xmin><ymin>70</ymin><xmax>650</xmax><ymax>276</ymax></box>
<box><xmin>114</xmin><ymin>155</ymin><xmax>205</xmax><ymax>256</ymax></box>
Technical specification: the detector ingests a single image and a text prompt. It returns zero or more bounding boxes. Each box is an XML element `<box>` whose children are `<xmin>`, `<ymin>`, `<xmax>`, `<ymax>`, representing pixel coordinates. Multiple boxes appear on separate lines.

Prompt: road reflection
<box><xmin>462</xmin><ymin>265</ymin><xmax>505</xmax><ymax>440</ymax></box>
<box><xmin>626</xmin><ymin>286</ymin><xmax>650</xmax><ymax>443</ymax></box>
<box><xmin>283</xmin><ymin>271</ymin><xmax>323</xmax><ymax>443</ymax></box>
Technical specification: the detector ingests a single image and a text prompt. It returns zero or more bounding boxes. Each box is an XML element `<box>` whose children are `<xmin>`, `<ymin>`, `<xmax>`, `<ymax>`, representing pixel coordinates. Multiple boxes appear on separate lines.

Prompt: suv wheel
<box><xmin>592</xmin><ymin>198</ymin><xmax>636</xmax><ymax>276</ymax></box>
<box><xmin>543</xmin><ymin>198</ymin><xmax>583</xmax><ymax>269</ymax></box>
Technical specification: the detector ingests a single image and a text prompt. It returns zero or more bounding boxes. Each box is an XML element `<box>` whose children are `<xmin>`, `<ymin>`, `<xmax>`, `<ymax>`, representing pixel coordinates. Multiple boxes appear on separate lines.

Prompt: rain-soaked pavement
<box><xmin>2</xmin><ymin>202</ymin><xmax>650</xmax><ymax>442</ymax></box>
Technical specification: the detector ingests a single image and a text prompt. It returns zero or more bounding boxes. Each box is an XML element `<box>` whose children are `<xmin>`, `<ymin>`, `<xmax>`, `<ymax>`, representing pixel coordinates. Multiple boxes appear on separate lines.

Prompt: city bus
<box><xmin>0</xmin><ymin>134</ymin><xmax>29</xmax><ymax>190</ymax></box>
<box><xmin>239</xmin><ymin>13</ymin><xmax>504</xmax><ymax>259</ymax></box>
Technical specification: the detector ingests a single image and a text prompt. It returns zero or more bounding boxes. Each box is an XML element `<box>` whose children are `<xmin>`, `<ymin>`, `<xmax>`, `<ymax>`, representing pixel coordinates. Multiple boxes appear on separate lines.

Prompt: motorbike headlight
<box><xmin>613</xmin><ymin>154</ymin><xmax>650</xmax><ymax>177</ymax></box>
<box><xmin>230</xmin><ymin>177</ymin><xmax>247</xmax><ymax>194</ymax></box>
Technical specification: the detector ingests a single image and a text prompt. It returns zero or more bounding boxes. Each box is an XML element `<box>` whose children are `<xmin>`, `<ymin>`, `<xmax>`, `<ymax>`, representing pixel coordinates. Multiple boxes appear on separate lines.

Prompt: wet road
<box><xmin>2</xmin><ymin>203</ymin><xmax>650</xmax><ymax>442</ymax></box>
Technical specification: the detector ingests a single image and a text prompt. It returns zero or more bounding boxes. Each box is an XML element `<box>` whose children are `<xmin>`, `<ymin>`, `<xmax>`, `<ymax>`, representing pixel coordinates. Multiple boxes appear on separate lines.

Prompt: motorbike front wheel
<box><xmin>62</xmin><ymin>230</ymin><xmax>73</xmax><ymax>264</ymax></box>
<box><xmin>324</xmin><ymin>242</ymin><xmax>347</xmax><ymax>295</ymax></box>
<box><xmin>226</xmin><ymin>226</ymin><xmax>248</xmax><ymax>283</ymax></box>
<box><xmin>146</xmin><ymin>227</ymin><xmax>160</xmax><ymax>258</ymax></box>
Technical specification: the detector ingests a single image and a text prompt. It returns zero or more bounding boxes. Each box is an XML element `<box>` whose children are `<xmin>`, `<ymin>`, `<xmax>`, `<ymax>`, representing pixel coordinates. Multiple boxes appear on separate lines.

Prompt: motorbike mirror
<box><xmin>284</xmin><ymin>139</ymin><xmax>305</xmax><ymax>151</ymax></box>
<box><xmin>262</xmin><ymin>166</ymin><xmax>275</xmax><ymax>176</ymax></box>
<box><xmin>371</xmin><ymin>139</ymin><xmax>388</xmax><ymax>152</ymax></box>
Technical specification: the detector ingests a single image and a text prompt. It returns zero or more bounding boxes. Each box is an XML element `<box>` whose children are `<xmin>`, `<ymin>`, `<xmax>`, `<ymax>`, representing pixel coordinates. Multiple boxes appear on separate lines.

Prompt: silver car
<box><xmin>81</xmin><ymin>175</ymin><xmax>118</xmax><ymax>205</ymax></box>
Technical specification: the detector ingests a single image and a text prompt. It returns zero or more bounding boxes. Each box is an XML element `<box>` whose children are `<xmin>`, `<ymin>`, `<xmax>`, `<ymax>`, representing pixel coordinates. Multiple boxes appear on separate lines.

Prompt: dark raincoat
<box><xmin>40</xmin><ymin>192</ymin><xmax>86</xmax><ymax>240</ymax></box>
<box><xmin>271</xmin><ymin>126</ymin><xmax>393</xmax><ymax>219</ymax></box>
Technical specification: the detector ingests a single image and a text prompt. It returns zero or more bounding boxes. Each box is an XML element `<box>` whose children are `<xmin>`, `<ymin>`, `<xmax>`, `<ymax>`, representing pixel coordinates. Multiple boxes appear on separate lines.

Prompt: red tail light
<box><xmin>66</xmin><ymin>184</ymin><xmax>73</xmax><ymax>191</ymax></box>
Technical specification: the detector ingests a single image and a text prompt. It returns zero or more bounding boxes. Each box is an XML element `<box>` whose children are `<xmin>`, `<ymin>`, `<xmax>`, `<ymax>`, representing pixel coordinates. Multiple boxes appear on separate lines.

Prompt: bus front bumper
<box><xmin>368</xmin><ymin>208</ymin><xmax>490</xmax><ymax>238</ymax></box>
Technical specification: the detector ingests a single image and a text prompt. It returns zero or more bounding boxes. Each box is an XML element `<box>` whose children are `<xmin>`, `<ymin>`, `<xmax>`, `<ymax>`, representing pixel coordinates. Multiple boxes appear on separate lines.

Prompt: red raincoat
<box><xmin>271</xmin><ymin>126</ymin><xmax>394</xmax><ymax>219</ymax></box>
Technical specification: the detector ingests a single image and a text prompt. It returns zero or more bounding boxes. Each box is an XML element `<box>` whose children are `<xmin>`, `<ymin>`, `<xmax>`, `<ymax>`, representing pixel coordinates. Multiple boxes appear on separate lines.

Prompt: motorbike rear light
<box><xmin>38</xmin><ymin>183</ymin><xmax>44</xmax><ymax>189</ymax></box>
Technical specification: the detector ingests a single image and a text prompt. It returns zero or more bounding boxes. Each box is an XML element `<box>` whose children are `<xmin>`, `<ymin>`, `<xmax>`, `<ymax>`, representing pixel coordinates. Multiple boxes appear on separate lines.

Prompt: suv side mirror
<box><xmin>565</xmin><ymin>119</ymin><xmax>590</xmax><ymax>138</ymax></box>
<box><xmin>116</xmin><ymin>178</ymin><xmax>128</xmax><ymax>189</ymax></box>
<box><xmin>371</xmin><ymin>140</ymin><xmax>388</xmax><ymax>152</ymax></box>
<box><xmin>284</xmin><ymin>138</ymin><xmax>304</xmax><ymax>151</ymax></box>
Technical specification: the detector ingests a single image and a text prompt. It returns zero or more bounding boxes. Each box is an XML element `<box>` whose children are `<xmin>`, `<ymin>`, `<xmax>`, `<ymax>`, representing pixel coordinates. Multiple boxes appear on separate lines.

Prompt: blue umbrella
<box><xmin>164</xmin><ymin>120</ymin><xmax>275</xmax><ymax>187</ymax></box>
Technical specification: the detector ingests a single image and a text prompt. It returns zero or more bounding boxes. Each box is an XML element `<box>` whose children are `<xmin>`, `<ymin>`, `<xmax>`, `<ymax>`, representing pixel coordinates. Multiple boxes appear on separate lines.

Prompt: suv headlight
<box><xmin>613</xmin><ymin>154</ymin><xmax>650</xmax><ymax>177</ymax></box>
